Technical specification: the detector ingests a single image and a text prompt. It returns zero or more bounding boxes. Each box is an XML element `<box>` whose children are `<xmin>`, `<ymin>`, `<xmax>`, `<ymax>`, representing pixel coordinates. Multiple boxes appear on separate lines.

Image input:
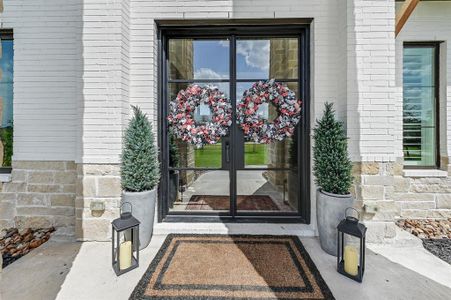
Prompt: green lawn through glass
<box><xmin>244</xmin><ymin>143</ymin><xmax>267</xmax><ymax>166</ymax></box>
<box><xmin>194</xmin><ymin>143</ymin><xmax>267</xmax><ymax>168</ymax></box>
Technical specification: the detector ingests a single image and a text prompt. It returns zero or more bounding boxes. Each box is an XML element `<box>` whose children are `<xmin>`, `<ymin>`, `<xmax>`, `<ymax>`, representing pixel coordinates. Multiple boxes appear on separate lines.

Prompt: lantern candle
<box><xmin>119</xmin><ymin>241</ymin><xmax>132</xmax><ymax>270</ymax></box>
<box><xmin>344</xmin><ymin>245</ymin><xmax>358</xmax><ymax>276</ymax></box>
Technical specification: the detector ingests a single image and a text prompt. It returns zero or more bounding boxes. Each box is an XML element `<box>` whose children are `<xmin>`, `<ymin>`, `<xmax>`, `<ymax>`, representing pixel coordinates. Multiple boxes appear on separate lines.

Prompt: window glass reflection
<box><xmin>236</xmin><ymin>170</ymin><xmax>298</xmax><ymax>213</ymax></box>
<box><xmin>236</xmin><ymin>38</ymin><xmax>298</xmax><ymax>79</ymax></box>
<box><xmin>403</xmin><ymin>45</ymin><xmax>437</xmax><ymax>167</ymax></box>
<box><xmin>169</xmin><ymin>170</ymin><xmax>230</xmax><ymax>212</ymax></box>
<box><xmin>169</xmin><ymin>39</ymin><xmax>230</xmax><ymax>80</ymax></box>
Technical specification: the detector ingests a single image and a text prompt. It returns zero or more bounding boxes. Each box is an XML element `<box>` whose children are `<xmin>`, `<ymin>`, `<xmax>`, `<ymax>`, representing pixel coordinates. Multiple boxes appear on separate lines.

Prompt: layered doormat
<box><xmin>130</xmin><ymin>235</ymin><xmax>334</xmax><ymax>300</ymax></box>
<box><xmin>186</xmin><ymin>195</ymin><xmax>280</xmax><ymax>211</ymax></box>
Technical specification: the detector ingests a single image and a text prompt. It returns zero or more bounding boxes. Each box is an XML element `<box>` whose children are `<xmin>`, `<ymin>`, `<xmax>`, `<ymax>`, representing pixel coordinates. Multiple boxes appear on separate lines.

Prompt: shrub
<box><xmin>121</xmin><ymin>106</ymin><xmax>160</xmax><ymax>192</ymax></box>
<box><xmin>313</xmin><ymin>102</ymin><xmax>353</xmax><ymax>195</ymax></box>
<box><xmin>0</xmin><ymin>126</ymin><xmax>13</xmax><ymax>167</ymax></box>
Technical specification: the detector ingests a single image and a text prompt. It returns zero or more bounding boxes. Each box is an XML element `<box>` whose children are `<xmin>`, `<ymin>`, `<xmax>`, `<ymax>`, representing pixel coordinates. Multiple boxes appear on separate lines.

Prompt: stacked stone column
<box><xmin>346</xmin><ymin>0</ymin><xmax>399</xmax><ymax>242</ymax></box>
<box><xmin>75</xmin><ymin>164</ymin><xmax>121</xmax><ymax>241</ymax></box>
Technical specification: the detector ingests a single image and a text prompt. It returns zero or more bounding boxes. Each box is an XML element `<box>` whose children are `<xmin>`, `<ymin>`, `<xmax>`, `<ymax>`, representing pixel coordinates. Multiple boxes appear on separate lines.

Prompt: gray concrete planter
<box><xmin>121</xmin><ymin>189</ymin><xmax>157</xmax><ymax>250</ymax></box>
<box><xmin>316</xmin><ymin>189</ymin><xmax>354</xmax><ymax>256</ymax></box>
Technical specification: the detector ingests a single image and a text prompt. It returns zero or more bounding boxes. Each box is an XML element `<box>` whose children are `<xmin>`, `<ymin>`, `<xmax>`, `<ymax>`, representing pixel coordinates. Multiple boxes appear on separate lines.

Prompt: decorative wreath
<box><xmin>167</xmin><ymin>84</ymin><xmax>232</xmax><ymax>148</ymax></box>
<box><xmin>237</xmin><ymin>79</ymin><xmax>302</xmax><ymax>143</ymax></box>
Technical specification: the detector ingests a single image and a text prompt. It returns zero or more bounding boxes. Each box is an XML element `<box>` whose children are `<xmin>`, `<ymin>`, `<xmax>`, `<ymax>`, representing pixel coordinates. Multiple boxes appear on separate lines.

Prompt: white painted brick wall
<box><xmin>0</xmin><ymin>0</ymin><xmax>80</xmax><ymax>161</ymax></box>
<box><xmin>80</xmin><ymin>0</ymin><xmax>129</xmax><ymax>164</ymax></box>
<box><xmin>1</xmin><ymin>0</ymin><xmax>428</xmax><ymax>167</ymax></box>
<box><xmin>346</xmin><ymin>0</ymin><xmax>397</xmax><ymax>162</ymax></box>
<box><xmin>396</xmin><ymin>1</ymin><xmax>451</xmax><ymax>162</ymax></box>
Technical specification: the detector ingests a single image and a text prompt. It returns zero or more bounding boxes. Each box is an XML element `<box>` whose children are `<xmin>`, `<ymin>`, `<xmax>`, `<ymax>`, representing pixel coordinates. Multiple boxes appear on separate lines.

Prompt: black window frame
<box><xmin>403</xmin><ymin>42</ymin><xmax>440</xmax><ymax>169</ymax></box>
<box><xmin>0</xmin><ymin>29</ymin><xmax>13</xmax><ymax>174</ymax></box>
<box><xmin>157</xmin><ymin>22</ymin><xmax>311</xmax><ymax>224</ymax></box>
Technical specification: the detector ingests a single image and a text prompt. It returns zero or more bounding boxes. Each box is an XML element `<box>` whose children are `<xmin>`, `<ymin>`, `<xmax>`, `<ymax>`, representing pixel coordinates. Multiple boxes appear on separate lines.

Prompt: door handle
<box><xmin>225</xmin><ymin>142</ymin><xmax>230</xmax><ymax>163</ymax></box>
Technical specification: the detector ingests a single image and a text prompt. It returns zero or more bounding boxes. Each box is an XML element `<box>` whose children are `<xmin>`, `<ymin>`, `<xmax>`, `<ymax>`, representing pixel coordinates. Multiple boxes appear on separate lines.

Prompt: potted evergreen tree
<box><xmin>313</xmin><ymin>102</ymin><xmax>353</xmax><ymax>256</ymax></box>
<box><xmin>121</xmin><ymin>106</ymin><xmax>160</xmax><ymax>250</ymax></box>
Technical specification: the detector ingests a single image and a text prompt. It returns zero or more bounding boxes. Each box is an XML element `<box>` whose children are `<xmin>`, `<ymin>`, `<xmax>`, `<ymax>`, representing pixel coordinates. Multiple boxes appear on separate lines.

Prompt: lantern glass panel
<box><xmin>342</xmin><ymin>233</ymin><xmax>361</xmax><ymax>277</ymax></box>
<box><xmin>112</xmin><ymin>224</ymin><xmax>140</xmax><ymax>276</ymax></box>
<box><xmin>337</xmin><ymin>224</ymin><xmax>366</xmax><ymax>282</ymax></box>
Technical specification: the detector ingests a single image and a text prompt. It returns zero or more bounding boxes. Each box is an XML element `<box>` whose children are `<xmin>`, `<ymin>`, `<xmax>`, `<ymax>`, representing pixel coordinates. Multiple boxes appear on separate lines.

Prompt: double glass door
<box><xmin>161</xmin><ymin>28</ymin><xmax>309</xmax><ymax>221</ymax></box>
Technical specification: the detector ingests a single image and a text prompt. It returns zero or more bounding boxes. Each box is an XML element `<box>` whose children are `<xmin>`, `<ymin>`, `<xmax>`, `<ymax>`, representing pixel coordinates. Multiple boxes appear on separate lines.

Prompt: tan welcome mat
<box><xmin>130</xmin><ymin>235</ymin><xmax>334</xmax><ymax>300</ymax></box>
<box><xmin>186</xmin><ymin>195</ymin><xmax>280</xmax><ymax>211</ymax></box>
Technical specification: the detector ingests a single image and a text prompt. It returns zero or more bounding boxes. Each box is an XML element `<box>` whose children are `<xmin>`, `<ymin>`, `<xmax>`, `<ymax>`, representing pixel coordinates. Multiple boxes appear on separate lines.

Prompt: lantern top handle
<box><xmin>345</xmin><ymin>207</ymin><xmax>359</xmax><ymax>223</ymax></box>
<box><xmin>120</xmin><ymin>202</ymin><xmax>132</xmax><ymax>215</ymax></box>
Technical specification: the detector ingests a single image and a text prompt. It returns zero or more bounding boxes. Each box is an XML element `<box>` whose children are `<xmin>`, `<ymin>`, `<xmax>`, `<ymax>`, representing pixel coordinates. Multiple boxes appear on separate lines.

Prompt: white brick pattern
<box><xmin>346</xmin><ymin>0</ymin><xmax>397</xmax><ymax>162</ymax></box>
<box><xmin>0</xmin><ymin>0</ymin><xmax>80</xmax><ymax>161</ymax></box>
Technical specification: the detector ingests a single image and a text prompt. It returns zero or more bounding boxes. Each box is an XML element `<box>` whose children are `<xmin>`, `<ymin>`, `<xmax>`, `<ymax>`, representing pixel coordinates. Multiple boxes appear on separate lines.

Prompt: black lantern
<box><xmin>337</xmin><ymin>207</ymin><xmax>367</xmax><ymax>283</ymax></box>
<box><xmin>112</xmin><ymin>202</ymin><xmax>140</xmax><ymax>276</ymax></box>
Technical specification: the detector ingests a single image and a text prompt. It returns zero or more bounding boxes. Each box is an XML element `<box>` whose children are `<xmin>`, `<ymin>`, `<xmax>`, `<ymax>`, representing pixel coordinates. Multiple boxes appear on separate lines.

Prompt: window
<box><xmin>403</xmin><ymin>43</ymin><xmax>439</xmax><ymax>168</ymax></box>
<box><xmin>0</xmin><ymin>31</ymin><xmax>13</xmax><ymax>171</ymax></box>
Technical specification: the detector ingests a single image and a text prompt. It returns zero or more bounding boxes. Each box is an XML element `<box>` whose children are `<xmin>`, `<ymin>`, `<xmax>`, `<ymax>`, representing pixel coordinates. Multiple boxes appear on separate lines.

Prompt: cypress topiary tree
<box><xmin>313</xmin><ymin>102</ymin><xmax>353</xmax><ymax>195</ymax></box>
<box><xmin>121</xmin><ymin>106</ymin><xmax>160</xmax><ymax>192</ymax></box>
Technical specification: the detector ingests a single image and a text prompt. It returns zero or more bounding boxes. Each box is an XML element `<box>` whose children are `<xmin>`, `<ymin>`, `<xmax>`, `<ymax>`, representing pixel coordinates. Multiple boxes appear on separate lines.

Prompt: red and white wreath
<box><xmin>237</xmin><ymin>79</ymin><xmax>302</xmax><ymax>143</ymax></box>
<box><xmin>167</xmin><ymin>84</ymin><xmax>232</xmax><ymax>148</ymax></box>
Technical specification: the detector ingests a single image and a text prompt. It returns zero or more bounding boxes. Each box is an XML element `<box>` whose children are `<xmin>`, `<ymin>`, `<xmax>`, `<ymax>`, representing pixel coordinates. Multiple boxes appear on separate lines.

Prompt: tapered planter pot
<box><xmin>121</xmin><ymin>189</ymin><xmax>157</xmax><ymax>250</ymax></box>
<box><xmin>316</xmin><ymin>189</ymin><xmax>354</xmax><ymax>256</ymax></box>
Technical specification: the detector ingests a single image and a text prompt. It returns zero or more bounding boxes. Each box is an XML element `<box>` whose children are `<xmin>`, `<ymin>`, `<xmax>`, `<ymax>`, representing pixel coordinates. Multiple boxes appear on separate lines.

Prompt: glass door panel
<box><xmin>169</xmin><ymin>170</ymin><xmax>230</xmax><ymax>212</ymax></box>
<box><xmin>234</xmin><ymin>37</ymin><xmax>300</xmax><ymax>215</ymax></box>
<box><xmin>164</xmin><ymin>32</ymin><xmax>304</xmax><ymax>219</ymax></box>
<box><xmin>167</xmin><ymin>38</ymin><xmax>231</xmax><ymax>213</ymax></box>
<box><xmin>236</xmin><ymin>170</ymin><xmax>299</xmax><ymax>213</ymax></box>
<box><xmin>169</xmin><ymin>39</ymin><xmax>230</xmax><ymax>80</ymax></box>
<box><xmin>236</xmin><ymin>37</ymin><xmax>299</xmax><ymax>80</ymax></box>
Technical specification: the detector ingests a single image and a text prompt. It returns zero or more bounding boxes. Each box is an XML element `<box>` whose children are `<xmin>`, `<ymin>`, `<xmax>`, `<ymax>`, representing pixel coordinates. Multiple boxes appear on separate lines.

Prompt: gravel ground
<box><xmin>396</xmin><ymin>219</ymin><xmax>451</xmax><ymax>265</ymax></box>
<box><xmin>422</xmin><ymin>239</ymin><xmax>451</xmax><ymax>265</ymax></box>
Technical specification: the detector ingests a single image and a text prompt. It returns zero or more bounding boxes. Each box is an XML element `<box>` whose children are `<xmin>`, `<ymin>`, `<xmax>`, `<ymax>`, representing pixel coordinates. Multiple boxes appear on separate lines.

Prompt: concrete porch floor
<box><xmin>1</xmin><ymin>234</ymin><xmax>451</xmax><ymax>300</ymax></box>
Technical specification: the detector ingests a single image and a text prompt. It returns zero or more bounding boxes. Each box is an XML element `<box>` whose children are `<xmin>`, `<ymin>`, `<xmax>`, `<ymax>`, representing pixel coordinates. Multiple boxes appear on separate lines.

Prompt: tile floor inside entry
<box><xmin>2</xmin><ymin>233</ymin><xmax>451</xmax><ymax>300</ymax></box>
<box><xmin>170</xmin><ymin>170</ymin><xmax>296</xmax><ymax>212</ymax></box>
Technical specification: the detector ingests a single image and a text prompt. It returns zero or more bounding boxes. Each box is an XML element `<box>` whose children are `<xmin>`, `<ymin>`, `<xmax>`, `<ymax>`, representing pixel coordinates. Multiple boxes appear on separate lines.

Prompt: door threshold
<box><xmin>153</xmin><ymin>222</ymin><xmax>316</xmax><ymax>237</ymax></box>
<box><xmin>162</xmin><ymin>214</ymin><xmax>306</xmax><ymax>223</ymax></box>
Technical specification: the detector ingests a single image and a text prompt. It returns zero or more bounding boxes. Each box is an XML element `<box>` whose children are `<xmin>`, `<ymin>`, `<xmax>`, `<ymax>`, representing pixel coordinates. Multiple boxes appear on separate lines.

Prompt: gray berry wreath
<box><xmin>167</xmin><ymin>84</ymin><xmax>232</xmax><ymax>148</ymax></box>
<box><xmin>236</xmin><ymin>79</ymin><xmax>302</xmax><ymax>143</ymax></box>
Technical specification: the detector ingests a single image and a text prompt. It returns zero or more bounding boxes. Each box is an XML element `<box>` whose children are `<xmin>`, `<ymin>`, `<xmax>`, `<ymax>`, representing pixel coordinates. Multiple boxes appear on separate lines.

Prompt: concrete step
<box><xmin>369</xmin><ymin>227</ymin><xmax>423</xmax><ymax>248</ymax></box>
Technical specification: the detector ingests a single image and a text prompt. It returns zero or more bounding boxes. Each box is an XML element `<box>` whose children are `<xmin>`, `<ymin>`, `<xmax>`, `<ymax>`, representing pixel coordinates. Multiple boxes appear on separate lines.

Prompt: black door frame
<box><xmin>157</xmin><ymin>22</ymin><xmax>311</xmax><ymax>224</ymax></box>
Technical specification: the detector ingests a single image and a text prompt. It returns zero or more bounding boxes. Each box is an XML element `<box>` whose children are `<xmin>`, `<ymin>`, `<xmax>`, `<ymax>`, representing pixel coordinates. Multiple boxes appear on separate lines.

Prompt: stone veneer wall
<box><xmin>0</xmin><ymin>162</ymin><xmax>123</xmax><ymax>241</ymax></box>
<box><xmin>75</xmin><ymin>164</ymin><xmax>121</xmax><ymax>241</ymax></box>
<box><xmin>352</xmin><ymin>159</ymin><xmax>451</xmax><ymax>242</ymax></box>
<box><xmin>0</xmin><ymin>161</ymin><xmax>76</xmax><ymax>239</ymax></box>
<box><xmin>393</xmin><ymin>166</ymin><xmax>451</xmax><ymax>220</ymax></box>
<box><xmin>351</xmin><ymin>161</ymin><xmax>399</xmax><ymax>242</ymax></box>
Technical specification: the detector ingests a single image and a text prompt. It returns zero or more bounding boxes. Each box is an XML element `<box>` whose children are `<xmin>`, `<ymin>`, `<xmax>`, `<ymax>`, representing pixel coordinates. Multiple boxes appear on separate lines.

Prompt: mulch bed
<box><xmin>396</xmin><ymin>219</ymin><xmax>450</xmax><ymax>239</ymax></box>
<box><xmin>397</xmin><ymin>219</ymin><xmax>451</xmax><ymax>265</ymax></box>
<box><xmin>186</xmin><ymin>195</ymin><xmax>280</xmax><ymax>211</ymax></box>
<box><xmin>1</xmin><ymin>227</ymin><xmax>55</xmax><ymax>268</ymax></box>
<box><xmin>130</xmin><ymin>234</ymin><xmax>334</xmax><ymax>300</ymax></box>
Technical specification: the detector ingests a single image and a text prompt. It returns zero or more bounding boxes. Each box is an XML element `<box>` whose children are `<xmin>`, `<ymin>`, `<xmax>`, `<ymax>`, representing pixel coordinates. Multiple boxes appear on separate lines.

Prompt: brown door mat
<box><xmin>130</xmin><ymin>234</ymin><xmax>334</xmax><ymax>300</ymax></box>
